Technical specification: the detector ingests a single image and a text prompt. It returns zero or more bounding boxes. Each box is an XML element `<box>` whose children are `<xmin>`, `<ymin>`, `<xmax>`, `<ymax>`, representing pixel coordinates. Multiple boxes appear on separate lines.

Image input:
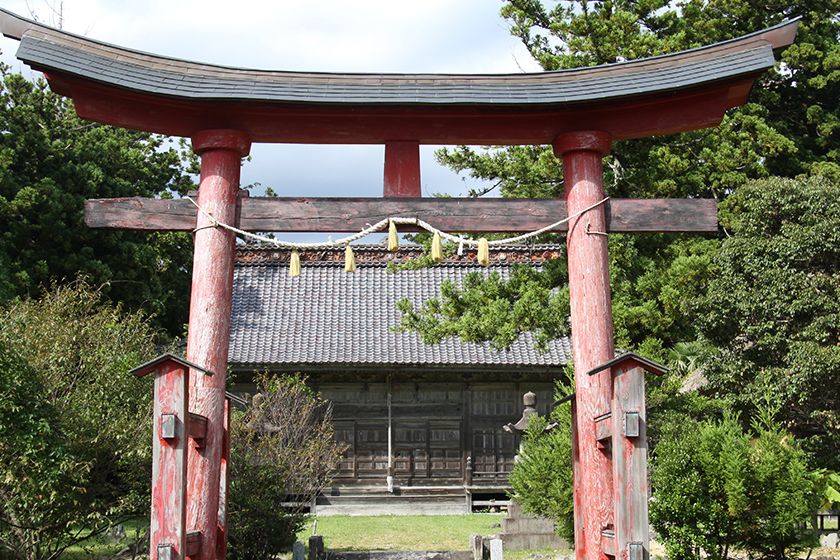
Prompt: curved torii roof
<box><xmin>0</xmin><ymin>8</ymin><xmax>797</xmax><ymax>144</ymax></box>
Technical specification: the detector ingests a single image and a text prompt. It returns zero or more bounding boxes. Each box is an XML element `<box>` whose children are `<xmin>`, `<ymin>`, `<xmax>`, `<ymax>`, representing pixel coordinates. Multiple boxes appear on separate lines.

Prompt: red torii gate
<box><xmin>0</xmin><ymin>8</ymin><xmax>797</xmax><ymax>560</ymax></box>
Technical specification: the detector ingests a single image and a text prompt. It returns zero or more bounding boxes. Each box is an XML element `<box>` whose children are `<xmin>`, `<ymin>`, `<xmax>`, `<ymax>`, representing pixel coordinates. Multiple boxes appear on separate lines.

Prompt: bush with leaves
<box><xmin>228</xmin><ymin>374</ymin><xmax>345</xmax><ymax>560</ymax></box>
<box><xmin>699</xmin><ymin>175</ymin><xmax>840</xmax><ymax>471</ymax></box>
<box><xmin>508</xmin><ymin>378</ymin><xmax>575</xmax><ymax>542</ymax></box>
<box><xmin>0</xmin><ymin>282</ymin><xmax>158</xmax><ymax>560</ymax></box>
<box><xmin>650</xmin><ymin>408</ymin><xmax>820</xmax><ymax>560</ymax></box>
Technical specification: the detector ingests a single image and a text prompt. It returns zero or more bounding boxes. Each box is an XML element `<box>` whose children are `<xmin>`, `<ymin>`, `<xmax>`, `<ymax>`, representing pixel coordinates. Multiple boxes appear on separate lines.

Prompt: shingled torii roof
<box><xmin>229</xmin><ymin>245</ymin><xmax>572</xmax><ymax>372</ymax></box>
<box><xmin>0</xmin><ymin>8</ymin><xmax>798</xmax><ymax>144</ymax></box>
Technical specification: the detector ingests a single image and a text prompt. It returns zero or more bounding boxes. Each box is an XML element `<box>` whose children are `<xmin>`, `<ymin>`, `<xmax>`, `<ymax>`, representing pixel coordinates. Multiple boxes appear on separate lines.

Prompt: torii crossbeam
<box><xmin>0</xmin><ymin>8</ymin><xmax>797</xmax><ymax>560</ymax></box>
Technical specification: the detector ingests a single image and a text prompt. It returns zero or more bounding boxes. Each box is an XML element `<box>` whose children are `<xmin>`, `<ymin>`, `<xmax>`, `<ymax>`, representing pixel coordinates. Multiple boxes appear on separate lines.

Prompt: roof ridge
<box><xmin>236</xmin><ymin>244</ymin><xmax>564</xmax><ymax>266</ymax></box>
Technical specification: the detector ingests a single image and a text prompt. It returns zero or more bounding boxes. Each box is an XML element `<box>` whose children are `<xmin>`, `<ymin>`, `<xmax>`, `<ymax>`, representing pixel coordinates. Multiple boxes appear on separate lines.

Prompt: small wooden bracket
<box><xmin>188</xmin><ymin>412</ymin><xmax>207</xmax><ymax>447</ymax></box>
<box><xmin>185</xmin><ymin>531</ymin><xmax>202</xmax><ymax>557</ymax></box>
<box><xmin>601</xmin><ymin>529</ymin><xmax>616</xmax><ymax>556</ymax></box>
<box><xmin>595</xmin><ymin>412</ymin><xmax>612</xmax><ymax>442</ymax></box>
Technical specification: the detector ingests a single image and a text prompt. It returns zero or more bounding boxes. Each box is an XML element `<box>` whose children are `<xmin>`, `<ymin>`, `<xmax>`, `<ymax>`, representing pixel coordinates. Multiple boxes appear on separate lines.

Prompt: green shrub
<box><xmin>650</xmin><ymin>409</ymin><xmax>820</xmax><ymax>560</ymax></box>
<box><xmin>508</xmin><ymin>380</ymin><xmax>575</xmax><ymax>542</ymax></box>
<box><xmin>0</xmin><ymin>283</ymin><xmax>158</xmax><ymax>560</ymax></box>
<box><xmin>228</xmin><ymin>375</ymin><xmax>345</xmax><ymax>560</ymax></box>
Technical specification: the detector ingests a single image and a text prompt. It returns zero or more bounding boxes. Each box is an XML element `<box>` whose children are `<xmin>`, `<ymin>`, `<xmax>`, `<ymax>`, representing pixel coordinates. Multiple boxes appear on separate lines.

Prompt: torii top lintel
<box><xmin>0</xmin><ymin>8</ymin><xmax>797</xmax><ymax>145</ymax></box>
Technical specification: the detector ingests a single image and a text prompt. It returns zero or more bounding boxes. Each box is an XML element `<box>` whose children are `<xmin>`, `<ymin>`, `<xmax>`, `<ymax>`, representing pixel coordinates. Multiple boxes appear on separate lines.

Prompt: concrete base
<box><xmin>499</xmin><ymin>501</ymin><xmax>568</xmax><ymax>551</ymax></box>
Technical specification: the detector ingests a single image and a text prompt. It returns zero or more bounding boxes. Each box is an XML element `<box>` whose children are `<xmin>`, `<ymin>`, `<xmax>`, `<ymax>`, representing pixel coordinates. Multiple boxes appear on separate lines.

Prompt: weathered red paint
<box><xmin>216</xmin><ymin>398</ymin><xmax>231</xmax><ymax>560</ymax></box>
<box><xmin>554</xmin><ymin>131</ymin><xmax>615</xmax><ymax>560</ymax></box>
<box><xmin>185</xmin><ymin>130</ymin><xmax>250</xmax><ymax>560</ymax></box>
<box><xmin>571</xmin><ymin>400</ymin><xmax>584</xmax><ymax>556</ymax></box>
<box><xmin>384</xmin><ymin>141</ymin><xmax>422</xmax><ymax>197</ymax></box>
<box><xmin>45</xmin><ymin>71</ymin><xmax>755</xmax><ymax>145</ymax></box>
<box><xmin>612</xmin><ymin>364</ymin><xmax>649</xmax><ymax>560</ymax></box>
<box><xmin>149</xmin><ymin>361</ymin><xmax>188</xmax><ymax>560</ymax></box>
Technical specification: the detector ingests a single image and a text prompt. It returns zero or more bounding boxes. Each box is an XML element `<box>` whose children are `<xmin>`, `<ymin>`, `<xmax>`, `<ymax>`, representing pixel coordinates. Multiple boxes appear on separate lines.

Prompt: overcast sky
<box><xmin>0</xmin><ymin>0</ymin><xmax>544</xmax><ymax>216</ymax></box>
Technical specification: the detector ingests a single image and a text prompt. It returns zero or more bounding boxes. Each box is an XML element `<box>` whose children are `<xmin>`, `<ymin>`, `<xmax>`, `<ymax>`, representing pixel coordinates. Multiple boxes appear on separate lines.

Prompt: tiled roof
<box><xmin>229</xmin><ymin>246</ymin><xmax>571</xmax><ymax>369</ymax></box>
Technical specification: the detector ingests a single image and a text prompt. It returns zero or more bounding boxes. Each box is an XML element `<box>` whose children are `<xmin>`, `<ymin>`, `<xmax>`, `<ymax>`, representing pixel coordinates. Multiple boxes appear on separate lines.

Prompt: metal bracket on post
<box><xmin>129</xmin><ymin>354</ymin><xmax>215</xmax><ymax>560</ymax></box>
<box><xmin>588</xmin><ymin>352</ymin><xmax>667</xmax><ymax>560</ymax></box>
<box><xmin>157</xmin><ymin>544</ymin><xmax>175</xmax><ymax>560</ymax></box>
<box><xmin>161</xmin><ymin>414</ymin><xmax>177</xmax><ymax>440</ymax></box>
<box><xmin>623</xmin><ymin>411</ymin><xmax>640</xmax><ymax>438</ymax></box>
<box><xmin>628</xmin><ymin>542</ymin><xmax>645</xmax><ymax>560</ymax></box>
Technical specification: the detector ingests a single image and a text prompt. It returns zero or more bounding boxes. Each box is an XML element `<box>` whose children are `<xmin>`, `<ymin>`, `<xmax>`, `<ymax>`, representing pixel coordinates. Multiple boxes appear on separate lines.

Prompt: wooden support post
<box><xmin>554</xmin><ymin>131</ymin><xmax>615</xmax><ymax>560</ymax></box>
<box><xmin>130</xmin><ymin>354</ymin><xmax>215</xmax><ymax>560</ymax></box>
<box><xmin>186</xmin><ymin>129</ymin><xmax>250</xmax><ymax>560</ymax></box>
<box><xmin>611</xmin><ymin>364</ymin><xmax>648</xmax><ymax>560</ymax></box>
<box><xmin>384</xmin><ymin>141</ymin><xmax>421</xmax><ymax>197</ymax></box>
<box><xmin>588</xmin><ymin>353</ymin><xmax>666</xmax><ymax>560</ymax></box>
<box><xmin>150</xmin><ymin>361</ymin><xmax>188</xmax><ymax>560</ymax></box>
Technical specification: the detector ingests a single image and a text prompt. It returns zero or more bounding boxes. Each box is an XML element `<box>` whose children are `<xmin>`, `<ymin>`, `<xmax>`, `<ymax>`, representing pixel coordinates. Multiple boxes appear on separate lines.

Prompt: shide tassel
<box><xmin>345</xmin><ymin>245</ymin><xmax>357</xmax><ymax>272</ymax></box>
<box><xmin>430</xmin><ymin>231</ymin><xmax>443</xmax><ymax>262</ymax></box>
<box><xmin>477</xmin><ymin>238</ymin><xmax>490</xmax><ymax>267</ymax></box>
<box><xmin>387</xmin><ymin>220</ymin><xmax>399</xmax><ymax>251</ymax></box>
<box><xmin>289</xmin><ymin>249</ymin><xmax>301</xmax><ymax>277</ymax></box>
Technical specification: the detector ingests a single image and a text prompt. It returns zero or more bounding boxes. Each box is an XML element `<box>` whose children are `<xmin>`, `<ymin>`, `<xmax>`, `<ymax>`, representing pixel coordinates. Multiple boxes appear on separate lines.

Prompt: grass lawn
<box><xmin>63</xmin><ymin>518</ymin><xmax>147</xmax><ymax>560</ymax></box>
<box><xmin>298</xmin><ymin>514</ymin><xmax>505</xmax><ymax>551</ymax></box>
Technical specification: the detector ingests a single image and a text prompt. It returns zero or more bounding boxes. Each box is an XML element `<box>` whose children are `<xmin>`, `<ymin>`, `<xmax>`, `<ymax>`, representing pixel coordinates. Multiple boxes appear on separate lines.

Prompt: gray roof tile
<box><xmin>229</xmin><ymin>248</ymin><xmax>571</xmax><ymax>369</ymax></box>
<box><xmin>16</xmin><ymin>35</ymin><xmax>775</xmax><ymax>105</ymax></box>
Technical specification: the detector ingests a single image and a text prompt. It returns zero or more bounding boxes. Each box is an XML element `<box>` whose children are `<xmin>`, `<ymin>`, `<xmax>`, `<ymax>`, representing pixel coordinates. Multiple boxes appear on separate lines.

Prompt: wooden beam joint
<box><xmin>185</xmin><ymin>531</ymin><xmax>202</xmax><ymax>557</ymax></box>
<box><xmin>188</xmin><ymin>412</ymin><xmax>208</xmax><ymax>446</ymax></box>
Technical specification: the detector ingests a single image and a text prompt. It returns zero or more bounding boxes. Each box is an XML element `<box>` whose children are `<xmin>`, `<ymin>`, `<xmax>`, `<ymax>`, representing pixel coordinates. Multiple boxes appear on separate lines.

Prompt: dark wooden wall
<box><xmin>316</xmin><ymin>373</ymin><xmax>557</xmax><ymax>487</ymax></box>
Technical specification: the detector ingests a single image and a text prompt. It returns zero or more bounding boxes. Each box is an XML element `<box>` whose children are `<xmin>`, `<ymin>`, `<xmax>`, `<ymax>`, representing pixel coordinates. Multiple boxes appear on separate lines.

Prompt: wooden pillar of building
<box><xmin>554</xmin><ymin>131</ymin><xmax>615</xmax><ymax>560</ymax></box>
<box><xmin>186</xmin><ymin>129</ymin><xmax>250</xmax><ymax>560</ymax></box>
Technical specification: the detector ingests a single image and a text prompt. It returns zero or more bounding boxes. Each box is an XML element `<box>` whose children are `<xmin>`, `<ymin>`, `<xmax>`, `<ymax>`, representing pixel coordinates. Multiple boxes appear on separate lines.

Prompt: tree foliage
<box><xmin>0</xmin><ymin>283</ymin><xmax>158</xmax><ymax>560</ymax></box>
<box><xmin>0</xmin><ymin>66</ymin><xmax>196</xmax><ymax>334</ymax></box>
<box><xmin>699</xmin><ymin>175</ymin><xmax>840</xmax><ymax>470</ymax></box>
<box><xmin>228</xmin><ymin>374</ymin><xmax>345</xmax><ymax>560</ymax></box>
<box><xmin>650</xmin><ymin>409</ymin><xmax>821</xmax><ymax>560</ymax></box>
<box><xmin>397</xmin><ymin>259</ymin><xmax>570</xmax><ymax>349</ymax></box>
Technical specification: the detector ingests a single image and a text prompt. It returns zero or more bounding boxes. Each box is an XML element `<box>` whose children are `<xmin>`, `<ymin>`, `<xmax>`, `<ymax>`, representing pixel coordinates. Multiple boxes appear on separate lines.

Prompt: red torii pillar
<box><xmin>554</xmin><ymin>131</ymin><xmax>616</xmax><ymax>560</ymax></box>
<box><xmin>185</xmin><ymin>129</ymin><xmax>250</xmax><ymax>560</ymax></box>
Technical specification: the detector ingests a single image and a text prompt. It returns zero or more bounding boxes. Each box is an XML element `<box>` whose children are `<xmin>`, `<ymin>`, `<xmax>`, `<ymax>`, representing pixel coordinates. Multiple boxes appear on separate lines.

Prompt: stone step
<box><xmin>501</xmin><ymin>532</ymin><xmax>569</xmax><ymax>551</ymax></box>
<box><xmin>501</xmin><ymin>517</ymin><xmax>557</xmax><ymax>534</ymax></box>
<box><xmin>317</xmin><ymin>494</ymin><xmax>464</xmax><ymax>505</ymax></box>
<box><xmin>328</xmin><ymin>552</ymin><xmax>472</xmax><ymax>560</ymax></box>
<box><xmin>314</xmin><ymin>501</ymin><xmax>469</xmax><ymax>516</ymax></box>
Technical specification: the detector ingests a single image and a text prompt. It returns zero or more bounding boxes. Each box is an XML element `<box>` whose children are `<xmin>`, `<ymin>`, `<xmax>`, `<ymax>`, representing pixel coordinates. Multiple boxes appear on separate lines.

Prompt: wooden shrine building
<box><xmin>0</xmin><ymin>6</ymin><xmax>797</xmax><ymax>559</ymax></box>
<box><xmin>229</xmin><ymin>244</ymin><xmax>569</xmax><ymax>512</ymax></box>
